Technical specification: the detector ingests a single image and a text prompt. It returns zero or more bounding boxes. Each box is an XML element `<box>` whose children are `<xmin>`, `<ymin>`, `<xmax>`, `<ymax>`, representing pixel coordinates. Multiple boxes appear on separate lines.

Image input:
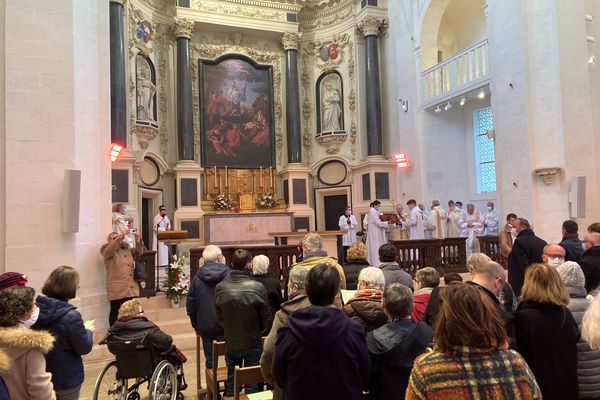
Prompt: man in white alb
<box><xmin>367</xmin><ymin>200</ymin><xmax>391</xmax><ymax>267</ymax></box>
<box><xmin>426</xmin><ymin>199</ymin><xmax>447</xmax><ymax>239</ymax></box>
<box><xmin>152</xmin><ymin>205</ymin><xmax>171</xmax><ymax>266</ymax></box>
<box><xmin>484</xmin><ymin>201</ymin><xmax>499</xmax><ymax>235</ymax></box>
<box><xmin>447</xmin><ymin>200</ymin><xmax>462</xmax><ymax>237</ymax></box>
<box><xmin>459</xmin><ymin>203</ymin><xmax>484</xmax><ymax>257</ymax></box>
<box><xmin>338</xmin><ymin>206</ymin><xmax>358</xmax><ymax>257</ymax></box>
<box><xmin>404</xmin><ymin>199</ymin><xmax>425</xmax><ymax>240</ymax></box>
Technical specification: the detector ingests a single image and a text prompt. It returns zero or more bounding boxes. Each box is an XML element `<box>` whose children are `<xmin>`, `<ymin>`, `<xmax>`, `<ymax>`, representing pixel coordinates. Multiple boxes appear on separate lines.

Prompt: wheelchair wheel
<box><xmin>149</xmin><ymin>360</ymin><xmax>178</xmax><ymax>400</ymax></box>
<box><xmin>93</xmin><ymin>360</ymin><xmax>128</xmax><ymax>400</ymax></box>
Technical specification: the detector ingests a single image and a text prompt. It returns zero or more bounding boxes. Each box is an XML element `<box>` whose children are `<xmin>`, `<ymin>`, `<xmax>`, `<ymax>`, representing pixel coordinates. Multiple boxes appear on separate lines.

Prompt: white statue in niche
<box><xmin>320</xmin><ymin>75</ymin><xmax>343</xmax><ymax>132</ymax></box>
<box><xmin>136</xmin><ymin>67</ymin><xmax>156</xmax><ymax>122</ymax></box>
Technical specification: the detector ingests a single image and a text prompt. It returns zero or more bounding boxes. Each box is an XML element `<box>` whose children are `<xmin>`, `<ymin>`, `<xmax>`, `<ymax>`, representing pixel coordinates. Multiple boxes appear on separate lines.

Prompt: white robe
<box><xmin>338</xmin><ymin>214</ymin><xmax>358</xmax><ymax>246</ymax></box>
<box><xmin>405</xmin><ymin>207</ymin><xmax>425</xmax><ymax>240</ymax></box>
<box><xmin>484</xmin><ymin>208</ymin><xmax>499</xmax><ymax>235</ymax></box>
<box><xmin>367</xmin><ymin>207</ymin><xmax>389</xmax><ymax>267</ymax></box>
<box><xmin>152</xmin><ymin>214</ymin><xmax>171</xmax><ymax>266</ymax></box>
<box><xmin>426</xmin><ymin>206</ymin><xmax>447</xmax><ymax>239</ymax></box>
<box><xmin>447</xmin><ymin>208</ymin><xmax>462</xmax><ymax>237</ymax></box>
<box><xmin>459</xmin><ymin>211</ymin><xmax>484</xmax><ymax>257</ymax></box>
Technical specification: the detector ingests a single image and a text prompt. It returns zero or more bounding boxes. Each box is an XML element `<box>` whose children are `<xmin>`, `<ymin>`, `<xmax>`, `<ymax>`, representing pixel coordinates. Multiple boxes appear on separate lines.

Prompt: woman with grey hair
<box><xmin>557</xmin><ymin>261</ymin><xmax>600</xmax><ymax>399</ymax></box>
<box><xmin>366</xmin><ymin>283</ymin><xmax>432</xmax><ymax>399</ymax></box>
<box><xmin>343</xmin><ymin>267</ymin><xmax>387</xmax><ymax>332</ymax></box>
<box><xmin>251</xmin><ymin>254</ymin><xmax>283</xmax><ymax>316</ymax></box>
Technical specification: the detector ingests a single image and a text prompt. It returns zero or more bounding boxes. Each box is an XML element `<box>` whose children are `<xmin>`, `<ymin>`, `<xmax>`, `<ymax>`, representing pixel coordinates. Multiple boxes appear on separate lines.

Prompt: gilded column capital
<box><xmin>281</xmin><ymin>32</ymin><xmax>302</xmax><ymax>51</ymax></box>
<box><xmin>175</xmin><ymin>18</ymin><xmax>195</xmax><ymax>39</ymax></box>
<box><xmin>357</xmin><ymin>16</ymin><xmax>387</xmax><ymax>37</ymax></box>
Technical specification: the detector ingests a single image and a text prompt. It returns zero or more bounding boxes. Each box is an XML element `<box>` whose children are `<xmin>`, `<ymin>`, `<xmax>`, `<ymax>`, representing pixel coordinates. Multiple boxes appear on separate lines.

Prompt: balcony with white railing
<box><xmin>421</xmin><ymin>39</ymin><xmax>491</xmax><ymax>108</ymax></box>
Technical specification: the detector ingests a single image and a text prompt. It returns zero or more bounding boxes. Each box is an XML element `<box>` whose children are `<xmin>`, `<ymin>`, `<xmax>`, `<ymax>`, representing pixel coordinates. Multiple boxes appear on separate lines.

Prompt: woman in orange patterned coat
<box><xmin>406</xmin><ymin>284</ymin><xmax>541</xmax><ymax>400</ymax></box>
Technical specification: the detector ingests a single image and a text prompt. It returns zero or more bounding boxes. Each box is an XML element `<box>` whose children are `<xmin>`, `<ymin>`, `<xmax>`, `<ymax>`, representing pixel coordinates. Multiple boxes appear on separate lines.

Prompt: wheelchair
<box><xmin>93</xmin><ymin>332</ymin><xmax>186</xmax><ymax>400</ymax></box>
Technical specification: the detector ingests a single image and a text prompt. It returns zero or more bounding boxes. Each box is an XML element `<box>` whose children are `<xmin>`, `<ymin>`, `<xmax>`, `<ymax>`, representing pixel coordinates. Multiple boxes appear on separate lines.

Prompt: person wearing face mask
<box><xmin>404</xmin><ymin>199</ymin><xmax>425</xmax><ymax>240</ymax></box>
<box><xmin>367</xmin><ymin>200</ymin><xmax>392</xmax><ymax>267</ymax></box>
<box><xmin>446</xmin><ymin>200</ymin><xmax>462</xmax><ymax>237</ymax></box>
<box><xmin>152</xmin><ymin>205</ymin><xmax>171</xmax><ymax>267</ymax></box>
<box><xmin>32</xmin><ymin>266</ymin><xmax>94</xmax><ymax>400</ymax></box>
<box><xmin>0</xmin><ymin>286</ymin><xmax>56</xmax><ymax>400</ymax></box>
<box><xmin>508</xmin><ymin>218</ymin><xmax>547</xmax><ymax>297</ymax></box>
<box><xmin>338</xmin><ymin>206</ymin><xmax>358</xmax><ymax>258</ymax></box>
<box><xmin>483</xmin><ymin>201</ymin><xmax>499</xmax><ymax>235</ymax></box>
<box><xmin>542</xmin><ymin>243</ymin><xmax>567</xmax><ymax>268</ymax></box>
<box><xmin>111</xmin><ymin>203</ymin><xmax>131</xmax><ymax>237</ymax></box>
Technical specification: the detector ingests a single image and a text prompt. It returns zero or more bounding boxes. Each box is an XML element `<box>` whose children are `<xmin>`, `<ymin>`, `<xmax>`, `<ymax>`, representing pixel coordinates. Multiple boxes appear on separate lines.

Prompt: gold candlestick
<box><xmin>225</xmin><ymin>166</ymin><xmax>228</xmax><ymax>191</ymax></box>
<box><xmin>214</xmin><ymin>166</ymin><xmax>217</xmax><ymax>189</ymax></box>
<box><xmin>269</xmin><ymin>167</ymin><xmax>273</xmax><ymax>191</ymax></box>
<box><xmin>271</xmin><ymin>167</ymin><xmax>275</xmax><ymax>191</ymax></box>
<box><xmin>259</xmin><ymin>166</ymin><xmax>263</xmax><ymax>189</ymax></box>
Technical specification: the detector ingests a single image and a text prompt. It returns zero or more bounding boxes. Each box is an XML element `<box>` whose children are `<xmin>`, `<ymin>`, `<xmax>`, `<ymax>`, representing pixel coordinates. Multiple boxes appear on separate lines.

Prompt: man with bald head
<box><xmin>508</xmin><ymin>217</ymin><xmax>547</xmax><ymax>297</ymax></box>
<box><xmin>426</xmin><ymin>199</ymin><xmax>447</xmax><ymax>239</ymax></box>
<box><xmin>542</xmin><ymin>244</ymin><xmax>566</xmax><ymax>268</ymax></box>
<box><xmin>580</xmin><ymin>232</ymin><xmax>600</xmax><ymax>293</ymax></box>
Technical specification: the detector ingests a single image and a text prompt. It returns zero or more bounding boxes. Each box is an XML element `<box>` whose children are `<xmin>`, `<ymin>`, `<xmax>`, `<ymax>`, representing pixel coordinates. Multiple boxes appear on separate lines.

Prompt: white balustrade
<box><xmin>421</xmin><ymin>39</ymin><xmax>490</xmax><ymax>107</ymax></box>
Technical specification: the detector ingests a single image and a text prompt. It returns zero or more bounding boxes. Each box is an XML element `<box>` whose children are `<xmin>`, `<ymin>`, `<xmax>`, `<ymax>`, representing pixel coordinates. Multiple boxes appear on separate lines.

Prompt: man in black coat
<box><xmin>215</xmin><ymin>249</ymin><xmax>272</xmax><ymax>397</ymax></box>
<box><xmin>559</xmin><ymin>220</ymin><xmax>584</xmax><ymax>262</ymax></box>
<box><xmin>186</xmin><ymin>244</ymin><xmax>230</xmax><ymax>369</ymax></box>
<box><xmin>508</xmin><ymin>218</ymin><xmax>547</xmax><ymax>297</ymax></box>
<box><xmin>580</xmin><ymin>232</ymin><xmax>600</xmax><ymax>293</ymax></box>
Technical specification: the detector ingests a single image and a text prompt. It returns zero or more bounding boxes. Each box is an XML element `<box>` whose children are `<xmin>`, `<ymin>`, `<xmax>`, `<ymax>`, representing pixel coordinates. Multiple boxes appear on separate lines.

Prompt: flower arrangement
<box><xmin>162</xmin><ymin>254</ymin><xmax>189</xmax><ymax>304</ymax></box>
<box><xmin>213</xmin><ymin>193</ymin><xmax>233</xmax><ymax>211</ymax></box>
<box><xmin>256</xmin><ymin>192</ymin><xmax>277</xmax><ymax>209</ymax></box>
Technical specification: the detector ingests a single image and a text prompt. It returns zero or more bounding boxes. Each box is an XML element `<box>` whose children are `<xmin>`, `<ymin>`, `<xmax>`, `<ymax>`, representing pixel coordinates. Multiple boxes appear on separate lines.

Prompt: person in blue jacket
<box><xmin>33</xmin><ymin>266</ymin><xmax>94</xmax><ymax>400</ymax></box>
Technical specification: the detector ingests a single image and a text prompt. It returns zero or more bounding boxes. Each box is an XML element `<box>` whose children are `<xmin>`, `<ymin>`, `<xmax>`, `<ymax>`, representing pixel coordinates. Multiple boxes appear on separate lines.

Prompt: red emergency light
<box><xmin>394</xmin><ymin>153</ymin><xmax>410</xmax><ymax>168</ymax></box>
<box><xmin>110</xmin><ymin>144</ymin><xmax>123</xmax><ymax>162</ymax></box>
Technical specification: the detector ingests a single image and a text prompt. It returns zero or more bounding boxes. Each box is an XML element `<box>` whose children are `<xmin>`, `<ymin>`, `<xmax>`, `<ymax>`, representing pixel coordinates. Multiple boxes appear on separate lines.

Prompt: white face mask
<box><xmin>20</xmin><ymin>306</ymin><xmax>39</xmax><ymax>328</ymax></box>
<box><xmin>582</xmin><ymin>242</ymin><xmax>588</xmax><ymax>251</ymax></box>
<box><xmin>547</xmin><ymin>258</ymin><xmax>564</xmax><ymax>268</ymax></box>
<box><xmin>510</xmin><ymin>228</ymin><xmax>517</xmax><ymax>236</ymax></box>
<box><xmin>487</xmin><ymin>206</ymin><xmax>492</xmax><ymax>211</ymax></box>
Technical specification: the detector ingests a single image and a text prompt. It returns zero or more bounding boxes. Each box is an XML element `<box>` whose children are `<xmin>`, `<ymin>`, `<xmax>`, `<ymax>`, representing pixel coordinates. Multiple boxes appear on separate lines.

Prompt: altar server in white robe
<box><xmin>483</xmin><ymin>201</ymin><xmax>499</xmax><ymax>235</ymax></box>
<box><xmin>446</xmin><ymin>200</ymin><xmax>462</xmax><ymax>237</ymax></box>
<box><xmin>459</xmin><ymin>203</ymin><xmax>484</xmax><ymax>257</ymax></box>
<box><xmin>404</xmin><ymin>199</ymin><xmax>425</xmax><ymax>240</ymax></box>
<box><xmin>426</xmin><ymin>199</ymin><xmax>447</xmax><ymax>239</ymax></box>
<box><xmin>338</xmin><ymin>206</ymin><xmax>358</xmax><ymax>250</ymax></box>
<box><xmin>152</xmin><ymin>205</ymin><xmax>171</xmax><ymax>266</ymax></box>
<box><xmin>419</xmin><ymin>203</ymin><xmax>432</xmax><ymax>239</ymax></box>
<box><xmin>367</xmin><ymin>200</ymin><xmax>390</xmax><ymax>266</ymax></box>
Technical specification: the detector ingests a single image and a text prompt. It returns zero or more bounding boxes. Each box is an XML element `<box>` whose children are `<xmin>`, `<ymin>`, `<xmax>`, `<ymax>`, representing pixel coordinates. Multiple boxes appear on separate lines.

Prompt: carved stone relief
<box><xmin>190</xmin><ymin>0</ymin><xmax>288</xmax><ymax>22</ymax></box>
<box><xmin>154</xmin><ymin>23</ymin><xmax>174</xmax><ymax>160</ymax></box>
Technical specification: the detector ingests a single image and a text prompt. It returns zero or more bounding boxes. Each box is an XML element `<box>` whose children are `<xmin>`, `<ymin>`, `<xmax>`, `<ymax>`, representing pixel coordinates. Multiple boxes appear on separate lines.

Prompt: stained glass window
<box><xmin>474</xmin><ymin>107</ymin><xmax>496</xmax><ymax>193</ymax></box>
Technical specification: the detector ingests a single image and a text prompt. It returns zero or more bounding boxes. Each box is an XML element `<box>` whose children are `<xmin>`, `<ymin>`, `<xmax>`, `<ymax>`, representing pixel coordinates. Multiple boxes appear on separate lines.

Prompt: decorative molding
<box><xmin>298</xmin><ymin>0</ymin><xmax>353</xmax><ymax>30</ymax></box>
<box><xmin>140</xmin><ymin>0</ymin><xmax>166</xmax><ymax>8</ymax></box>
<box><xmin>110</xmin><ymin>0</ymin><xmax>125</xmax><ymax>5</ymax></box>
<box><xmin>281</xmin><ymin>32</ymin><xmax>302</xmax><ymax>51</ymax></box>
<box><xmin>190</xmin><ymin>35</ymin><xmax>284</xmax><ymax>165</ymax></box>
<box><xmin>309</xmin><ymin>33</ymin><xmax>350</xmax><ymax>70</ymax></box>
<box><xmin>127</xmin><ymin>5</ymin><xmax>154</xmax><ymax>58</ymax></box>
<box><xmin>190</xmin><ymin>60</ymin><xmax>200</xmax><ymax>161</ymax></box>
<box><xmin>315</xmin><ymin>131</ymin><xmax>347</xmax><ymax>154</ymax></box>
<box><xmin>357</xmin><ymin>16</ymin><xmax>388</xmax><ymax>37</ymax></box>
<box><xmin>190</xmin><ymin>0</ymin><xmax>288</xmax><ymax>21</ymax></box>
<box><xmin>347</xmin><ymin>40</ymin><xmax>357</xmax><ymax>159</ymax></box>
<box><xmin>132</xmin><ymin>124</ymin><xmax>160</xmax><ymax>149</ymax></box>
<box><xmin>154</xmin><ymin>23</ymin><xmax>175</xmax><ymax>160</ymax></box>
<box><xmin>175</xmin><ymin>18</ymin><xmax>195</xmax><ymax>39</ymax></box>
<box><xmin>535</xmin><ymin>167</ymin><xmax>560</xmax><ymax>185</ymax></box>
<box><xmin>300</xmin><ymin>49</ymin><xmax>313</xmax><ymax>163</ymax></box>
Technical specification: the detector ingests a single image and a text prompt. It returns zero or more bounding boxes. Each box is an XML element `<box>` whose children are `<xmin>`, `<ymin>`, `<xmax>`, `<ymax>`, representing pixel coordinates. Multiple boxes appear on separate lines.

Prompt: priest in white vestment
<box><xmin>404</xmin><ymin>199</ymin><xmax>425</xmax><ymax>240</ymax></box>
<box><xmin>152</xmin><ymin>205</ymin><xmax>171</xmax><ymax>266</ymax></box>
<box><xmin>338</xmin><ymin>206</ymin><xmax>358</xmax><ymax>251</ymax></box>
<box><xmin>459</xmin><ymin>203</ymin><xmax>484</xmax><ymax>257</ymax></box>
<box><xmin>484</xmin><ymin>201</ymin><xmax>499</xmax><ymax>235</ymax></box>
<box><xmin>446</xmin><ymin>200</ymin><xmax>462</xmax><ymax>237</ymax></box>
<box><xmin>367</xmin><ymin>201</ymin><xmax>390</xmax><ymax>266</ymax></box>
<box><xmin>426</xmin><ymin>200</ymin><xmax>447</xmax><ymax>239</ymax></box>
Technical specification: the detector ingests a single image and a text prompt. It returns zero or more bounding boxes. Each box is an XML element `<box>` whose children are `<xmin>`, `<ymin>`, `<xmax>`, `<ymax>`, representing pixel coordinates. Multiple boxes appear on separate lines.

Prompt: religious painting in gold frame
<box><xmin>199</xmin><ymin>55</ymin><xmax>275</xmax><ymax>169</ymax></box>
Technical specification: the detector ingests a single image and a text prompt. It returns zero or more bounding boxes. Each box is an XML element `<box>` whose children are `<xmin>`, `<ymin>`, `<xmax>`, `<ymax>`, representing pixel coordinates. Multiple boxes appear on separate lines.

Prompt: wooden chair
<box><xmin>233</xmin><ymin>365</ymin><xmax>270</xmax><ymax>400</ymax></box>
<box><xmin>205</xmin><ymin>340</ymin><xmax>228</xmax><ymax>400</ymax></box>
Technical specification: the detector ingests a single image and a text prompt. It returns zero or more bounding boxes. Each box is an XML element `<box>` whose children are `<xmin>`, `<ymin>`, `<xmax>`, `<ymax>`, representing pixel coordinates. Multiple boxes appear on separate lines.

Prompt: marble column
<box><xmin>109</xmin><ymin>0</ymin><xmax>127</xmax><ymax>147</ymax></box>
<box><xmin>358</xmin><ymin>17</ymin><xmax>386</xmax><ymax>156</ymax></box>
<box><xmin>175</xmin><ymin>18</ymin><xmax>195</xmax><ymax>161</ymax></box>
<box><xmin>282</xmin><ymin>33</ymin><xmax>302</xmax><ymax>164</ymax></box>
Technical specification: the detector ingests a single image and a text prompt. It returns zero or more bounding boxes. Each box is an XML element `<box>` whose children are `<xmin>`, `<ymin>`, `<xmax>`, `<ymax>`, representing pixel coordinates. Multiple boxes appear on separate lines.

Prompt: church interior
<box><xmin>2</xmin><ymin>0</ymin><xmax>600</xmax><ymax>398</ymax></box>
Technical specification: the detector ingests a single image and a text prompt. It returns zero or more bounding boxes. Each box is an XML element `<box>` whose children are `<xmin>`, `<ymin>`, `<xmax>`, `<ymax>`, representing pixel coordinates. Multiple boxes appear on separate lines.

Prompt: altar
<box><xmin>204</xmin><ymin>212</ymin><xmax>294</xmax><ymax>245</ymax></box>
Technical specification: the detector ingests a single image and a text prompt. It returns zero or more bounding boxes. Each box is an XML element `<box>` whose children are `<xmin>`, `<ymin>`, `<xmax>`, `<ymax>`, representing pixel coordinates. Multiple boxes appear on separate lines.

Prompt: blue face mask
<box><xmin>122</xmin><ymin>208</ymin><xmax>128</xmax><ymax>214</ymax></box>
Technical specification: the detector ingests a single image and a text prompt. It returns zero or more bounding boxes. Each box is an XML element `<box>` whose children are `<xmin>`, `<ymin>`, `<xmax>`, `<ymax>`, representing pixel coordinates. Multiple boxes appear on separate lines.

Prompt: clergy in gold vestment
<box><xmin>447</xmin><ymin>200</ymin><xmax>462</xmax><ymax>237</ymax></box>
<box><xmin>426</xmin><ymin>200</ymin><xmax>447</xmax><ymax>239</ymax></box>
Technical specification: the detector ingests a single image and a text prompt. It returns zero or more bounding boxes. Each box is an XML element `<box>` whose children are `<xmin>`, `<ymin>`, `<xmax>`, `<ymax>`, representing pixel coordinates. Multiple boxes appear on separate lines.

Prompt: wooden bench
<box><xmin>234</xmin><ymin>365</ymin><xmax>269</xmax><ymax>400</ymax></box>
<box><xmin>205</xmin><ymin>340</ymin><xmax>227</xmax><ymax>400</ymax></box>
